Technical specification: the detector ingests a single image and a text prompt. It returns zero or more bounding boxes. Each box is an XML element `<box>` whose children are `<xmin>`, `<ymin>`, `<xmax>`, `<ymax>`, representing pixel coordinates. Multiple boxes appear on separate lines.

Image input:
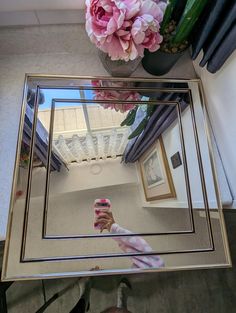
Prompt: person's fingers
<box><xmin>100</xmin><ymin>224</ymin><xmax>106</xmax><ymax>233</ymax></box>
<box><xmin>96</xmin><ymin>216</ymin><xmax>113</xmax><ymax>223</ymax></box>
<box><xmin>107</xmin><ymin>211</ymin><xmax>114</xmax><ymax>218</ymax></box>
<box><xmin>98</xmin><ymin>211</ymin><xmax>114</xmax><ymax>219</ymax></box>
<box><xmin>96</xmin><ymin>218</ymin><xmax>109</xmax><ymax>224</ymax></box>
<box><xmin>96</xmin><ymin>216</ymin><xmax>111</xmax><ymax>223</ymax></box>
<box><xmin>95</xmin><ymin>211</ymin><xmax>115</xmax><ymax>233</ymax></box>
<box><xmin>96</xmin><ymin>212</ymin><xmax>115</xmax><ymax>224</ymax></box>
<box><xmin>97</xmin><ymin>212</ymin><xmax>111</xmax><ymax>219</ymax></box>
<box><xmin>100</xmin><ymin>222</ymin><xmax>111</xmax><ymax>233</ymax></box>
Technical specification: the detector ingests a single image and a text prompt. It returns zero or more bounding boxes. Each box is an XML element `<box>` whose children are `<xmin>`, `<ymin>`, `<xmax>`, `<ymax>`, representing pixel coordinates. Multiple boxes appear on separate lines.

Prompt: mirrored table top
<box><xmin>1</xmin><ymin>75</ymin><xmax>231</xmax><ymax>281</ymax></box>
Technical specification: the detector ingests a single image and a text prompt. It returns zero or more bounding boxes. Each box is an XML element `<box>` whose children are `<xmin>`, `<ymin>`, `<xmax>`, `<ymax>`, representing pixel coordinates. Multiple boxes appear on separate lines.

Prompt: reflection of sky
<box><xmin>39</xmin><ymin>88</ymin><xmax>95</xmax><ymax>109</ymax></box>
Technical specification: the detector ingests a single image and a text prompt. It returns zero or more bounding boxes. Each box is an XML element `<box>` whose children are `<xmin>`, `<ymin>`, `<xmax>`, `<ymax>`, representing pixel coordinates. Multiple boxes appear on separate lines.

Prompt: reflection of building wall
<box><xmin>38</xmin><ymin>105</ymin><xmax>126</xmax><ymax>134</ymax></box>
<box><xmin>30</xmin><ymin>158</ymin><xmax>138</xmax><ymax>197</ymax></box>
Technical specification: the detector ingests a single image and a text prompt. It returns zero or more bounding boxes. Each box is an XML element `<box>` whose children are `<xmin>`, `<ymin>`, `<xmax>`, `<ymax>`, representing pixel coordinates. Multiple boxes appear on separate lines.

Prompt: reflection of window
<box><xmin>38</xmin><ymin>89</ymin><xmax>126</xmax><ymax>139</ymax></box>
<box><xmin>38</xmin><ymin>104</ymin><xmax>126</xmax><ymax>137</ymax></box>
<box><xmin>86</xmin><ymin>104</ymin><xmax>126</xmax><ymax>131</ymax></box>
<box><xmin>37</xmin><ymin>89</ymin><xmax>129</xmax><ymax>164</ymax></box>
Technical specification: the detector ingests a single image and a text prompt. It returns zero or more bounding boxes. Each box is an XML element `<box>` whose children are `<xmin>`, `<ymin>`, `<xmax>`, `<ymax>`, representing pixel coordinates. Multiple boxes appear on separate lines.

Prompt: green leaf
<box><xmin>172</xmin><ymin>0</ymin><xmax>208</xmax><ymax>44</ymax></box>
<box><xmin>128</xmin><ymin>117</ymin><xmax>148</xmax><ymax>140</ymax></box>
<box><xmin>146</xmin><ymin>104</ymin><xmax>157</xmax><ymax>117</ymax></box>
<box><xmin>160</xmin><ymin>0</ymin><xmax>178</xmax><ymax>35</ymax></box>
<box><xmin>120</xmin><ymin>107</ymin><xmax>138</xmax><ymax>127</ymax></box>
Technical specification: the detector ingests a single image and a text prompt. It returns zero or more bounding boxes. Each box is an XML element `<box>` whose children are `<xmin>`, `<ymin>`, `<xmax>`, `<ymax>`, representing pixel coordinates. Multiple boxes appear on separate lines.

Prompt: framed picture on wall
<box><xmin>139</xmin><ymin>136</ymin><xmax>176</xmax><ymax>201</ymax></box>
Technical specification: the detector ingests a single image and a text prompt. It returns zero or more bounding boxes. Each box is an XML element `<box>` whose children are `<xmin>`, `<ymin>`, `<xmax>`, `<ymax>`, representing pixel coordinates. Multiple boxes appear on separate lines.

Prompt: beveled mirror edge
<box><xmin>2</xmin><ymin>74</ymin><xmax>29</xmax><ymax>282</ymax></box>
<box><xmin>1</xmin><ymin>74</ymin><xmax>232</xmax><ymax>282</ymax></box>
<box><xmin>197</xmin><ymin>81</ymin><xmax>232</xmax><ymax>267</ymax></box>
<box><xmin>2</xmin><ymin>263</ymin><xmax>233</xmax><ymax>282</ymax></box>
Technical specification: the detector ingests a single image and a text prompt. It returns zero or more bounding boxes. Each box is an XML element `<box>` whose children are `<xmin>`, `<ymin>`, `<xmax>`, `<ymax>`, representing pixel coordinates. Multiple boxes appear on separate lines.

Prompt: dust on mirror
<box><xmin>1</xmin><ymin>76</ymin><xmax>231</xmax><ymax>280</ymax></box>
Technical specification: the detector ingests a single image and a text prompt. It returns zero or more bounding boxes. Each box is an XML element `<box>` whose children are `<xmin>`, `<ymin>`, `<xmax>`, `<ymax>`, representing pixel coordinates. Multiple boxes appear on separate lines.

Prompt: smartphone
<box><xmin>94</xmin><ymin>198</ymin><xmax>111</xmax><ymax>230</ymax></box>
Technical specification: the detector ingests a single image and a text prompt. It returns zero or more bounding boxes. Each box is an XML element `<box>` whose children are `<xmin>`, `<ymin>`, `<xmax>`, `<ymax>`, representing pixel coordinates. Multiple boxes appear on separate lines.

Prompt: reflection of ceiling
<box><xmin>53</xmin><ymin>128</ymin><xmax>129</xmax><ymax>164</ymax></box>
<box><xmin>0</xmin><ymin>0</ymin><xmax>86</xmax><ymax>26</ymax></box>
<box><xmin>38</xmin><ymin>104</ymin><xmax>128</xmax><ymax>164</ymax></box>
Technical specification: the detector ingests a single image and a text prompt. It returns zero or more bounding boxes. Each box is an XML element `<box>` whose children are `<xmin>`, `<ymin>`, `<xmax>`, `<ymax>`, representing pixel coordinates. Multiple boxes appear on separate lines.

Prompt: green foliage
<box><xmin>160</xmin><ymin>0</ymin><xmax>209</xmax><ymax>52</ymax></box>
<box><xmin>160</xmin><ymin>0</ymin><xmax>178</xmax><ymax>35</ymax></box>
<box><xmin>128</xmin><ymin>116</ymin><xmax>148</xmax><ymax>140</ymax></box>
<box><xmin>172</xmin><ymin>0</ymin><xmax>209</xmax><ymax>44</ymax></box>
<box><xmin>124</xmin><ymin>104</ymin><xmax>157</xmax><ymax>140</ymax></box>
<box><xmin>146</xmin><ymin>104</ymin><xmax>157</xmax><ymax>116</ymax></box>
<box><xmin>120</xmin><ymin>106</ymin><xmax>138</xmax><ymax>126</ymax></box>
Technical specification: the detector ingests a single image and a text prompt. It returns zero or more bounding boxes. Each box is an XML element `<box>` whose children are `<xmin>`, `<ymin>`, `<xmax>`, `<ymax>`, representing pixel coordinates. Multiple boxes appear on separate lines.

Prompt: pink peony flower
<box><xmin>152</xmin><ymin>0</ymin><xmax>168</xmax><ymax>13</ymax></box>
<box><xmin>131</xmin><ymin>14</ymin><xmax>163</xmax><ymax>54</ymax></box>
<box><xmin>86</xmin><ymin>0</ymin><xmax>165</xmax><ymax>61</ymax></box>
<box><xmin>92</xmin><ymin>80</ymin><xmax>141</xmax><ymax>113</ymax></box>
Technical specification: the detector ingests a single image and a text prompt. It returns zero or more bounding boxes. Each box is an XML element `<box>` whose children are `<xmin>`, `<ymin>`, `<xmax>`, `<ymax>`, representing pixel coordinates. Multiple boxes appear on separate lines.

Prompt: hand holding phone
<box><xmin>94</xmin><ymin>199</ymin><xmax>111</xmax><ymax>230</ymax></box>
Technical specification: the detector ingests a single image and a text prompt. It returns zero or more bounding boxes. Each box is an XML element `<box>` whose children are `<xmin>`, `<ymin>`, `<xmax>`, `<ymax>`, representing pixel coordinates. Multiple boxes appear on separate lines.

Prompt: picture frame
<box><xmin>139</xmin><ymin>136</ymin><xmax>176</xmax><ymax>201</ymax></box>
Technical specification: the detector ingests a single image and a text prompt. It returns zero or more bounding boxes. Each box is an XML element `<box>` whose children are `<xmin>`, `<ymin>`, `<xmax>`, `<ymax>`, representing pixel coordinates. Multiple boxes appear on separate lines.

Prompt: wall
<box><xmin>194</xmin><ymin>51</ymin><xmax>236</xmax><ymax>207</ymax></box>
<box><xmin>30</xmin><ymin>158</ymin><xmax>138</xmax><ymax>197</ymax></box>
<box><xmin>25</xmin><ymin>157</ymin><xmax>194</xmax><ymax>250</ymax></box>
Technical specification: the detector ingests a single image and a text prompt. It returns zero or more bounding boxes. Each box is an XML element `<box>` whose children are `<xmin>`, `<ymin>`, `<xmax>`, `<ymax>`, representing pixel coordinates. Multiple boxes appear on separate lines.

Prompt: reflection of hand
<box><xmin>96</xmin><ymin>212</ymin><xmax>115</xmax><ymax>233</ymax></box>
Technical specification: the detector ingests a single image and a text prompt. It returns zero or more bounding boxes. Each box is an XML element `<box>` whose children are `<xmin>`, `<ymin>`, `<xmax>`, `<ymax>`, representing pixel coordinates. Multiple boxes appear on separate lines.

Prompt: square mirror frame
<box><xmin>1</xmin><ymin>74</ymin><xmax>231</xmax><ymax>281</ymax></box>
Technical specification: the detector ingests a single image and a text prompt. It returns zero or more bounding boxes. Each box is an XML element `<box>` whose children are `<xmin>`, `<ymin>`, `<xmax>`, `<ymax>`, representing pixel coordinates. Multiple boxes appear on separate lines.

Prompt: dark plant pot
<box><xmin>142</xmin><ymin>49</ymin><xmax>185</xmax><ymax>76</ymax></box>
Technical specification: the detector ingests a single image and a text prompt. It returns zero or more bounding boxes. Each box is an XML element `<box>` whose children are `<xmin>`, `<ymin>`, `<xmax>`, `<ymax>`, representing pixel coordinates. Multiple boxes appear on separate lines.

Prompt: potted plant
<box><xmin>85</xmin><ymin>0</ymin><xmax>166</xmax><ymax>77</ymax></box>
<box><xmin>142</xmin><ymin>0</ymin><xmax>208</xmax><ymax>75</ymax></box>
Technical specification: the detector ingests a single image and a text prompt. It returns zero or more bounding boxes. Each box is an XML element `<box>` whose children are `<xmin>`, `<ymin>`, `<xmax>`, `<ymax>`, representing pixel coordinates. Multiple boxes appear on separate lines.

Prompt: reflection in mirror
<box><xmin>2</xmin><ymin>76</ymin><xmax>231</xmax><ymax>281</ymax></box>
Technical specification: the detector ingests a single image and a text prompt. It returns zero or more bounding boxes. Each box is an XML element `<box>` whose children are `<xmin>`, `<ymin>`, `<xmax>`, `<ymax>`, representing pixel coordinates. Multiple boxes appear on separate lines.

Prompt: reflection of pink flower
<box><xmin>92</xmin><ymin>80</ymin><xmax>141</xmax><ymax>113</ymax></box>
<box><xmin>86</xmin><ymin>0</ymin><xmax>165</xmax><ymax>61</ymax></box>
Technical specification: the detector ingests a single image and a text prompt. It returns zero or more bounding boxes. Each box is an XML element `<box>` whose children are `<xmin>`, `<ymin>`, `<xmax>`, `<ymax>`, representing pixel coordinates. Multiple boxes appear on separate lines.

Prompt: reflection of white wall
<box><xmin>46</xmin><ymin>185</ymin><xmax>191</xmax><ymax>237</ymax></box>
<box><xmin>30</xmin><ymin>158</ymin><xmax>138</xmax><ymax>197</ymax></box>
<box><xmin>194</xmin><ymin>52</ymin><xmax>236</xmax><ymax>208</ymax></box>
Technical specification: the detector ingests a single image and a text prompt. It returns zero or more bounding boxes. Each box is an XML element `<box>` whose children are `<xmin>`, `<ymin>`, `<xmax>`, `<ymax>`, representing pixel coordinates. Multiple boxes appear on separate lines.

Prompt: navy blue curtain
<box><xmin>191</xmin><ymin>0</ymin><xmax>236</xmax><ymax>73</ymax></box>
<box><xmin>23</xmin><ymin>104</ymin><xmax>62</xmax><ymax>172</ymax></box>
<box><xmin>123</xmin><ymin>83</ymin><xmax>189</xmax><ymax>163</ymax></box>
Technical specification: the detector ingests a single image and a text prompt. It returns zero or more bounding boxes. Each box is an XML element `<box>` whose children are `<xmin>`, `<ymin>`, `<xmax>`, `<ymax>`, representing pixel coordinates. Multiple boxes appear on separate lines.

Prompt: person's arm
<box><xmin>96</xmin><ymin>212</ymin><xmax>164</xmax><ymax>269</ymax></box>
<box><xmin>110</xmin><ymin>223</ymin><xmax>164</xmax><ymax>268</ymax></box>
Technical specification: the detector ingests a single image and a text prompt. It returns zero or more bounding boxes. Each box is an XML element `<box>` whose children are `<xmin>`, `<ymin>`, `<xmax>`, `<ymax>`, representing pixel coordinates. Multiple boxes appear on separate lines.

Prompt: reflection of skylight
<box><xmin>37</xmin><ymin>88</ymin><xmax>129</xmax><ymax>164</ymax></box>
<box><xmin>38</xmin><ymin>88</ymin><xmax>127</xmax><ymax>137</ymax></box>
<box><xmin>39</xmin><ymin>88</ymin><xmax>94</xmax><ymax>109</ymax></box>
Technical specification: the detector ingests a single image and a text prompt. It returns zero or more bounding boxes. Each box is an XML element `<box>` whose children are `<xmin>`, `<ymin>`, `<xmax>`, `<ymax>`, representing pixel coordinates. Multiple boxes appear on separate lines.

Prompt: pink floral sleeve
<box><xmin>110</xmin><ymin>223</ymin><xmax>164</xmax><ymax>269</ymax></box>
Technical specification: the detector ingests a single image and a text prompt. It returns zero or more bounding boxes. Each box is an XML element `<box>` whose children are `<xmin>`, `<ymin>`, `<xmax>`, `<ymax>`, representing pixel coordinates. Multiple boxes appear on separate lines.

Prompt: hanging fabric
<box><xmin>191</xmin><ymin>0</ymin><xmax>236</xmax><ymax>73</ymax></box>
<box><xmin>122</xmin><ymin>84</ymin><xmax>189</xmax><ymax>163</ymax></box>
<box><xmin>23</xmin><ymin>104</ymin><xmax>63</xmax><ymax>171</ymax></box>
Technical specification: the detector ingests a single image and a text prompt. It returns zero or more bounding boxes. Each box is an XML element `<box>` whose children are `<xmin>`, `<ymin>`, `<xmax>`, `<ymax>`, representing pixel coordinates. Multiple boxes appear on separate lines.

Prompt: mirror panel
<box><xmin>1</xmin><ymin>76</ymin><xmax>231</xmax><ymax>281</ymax></box>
